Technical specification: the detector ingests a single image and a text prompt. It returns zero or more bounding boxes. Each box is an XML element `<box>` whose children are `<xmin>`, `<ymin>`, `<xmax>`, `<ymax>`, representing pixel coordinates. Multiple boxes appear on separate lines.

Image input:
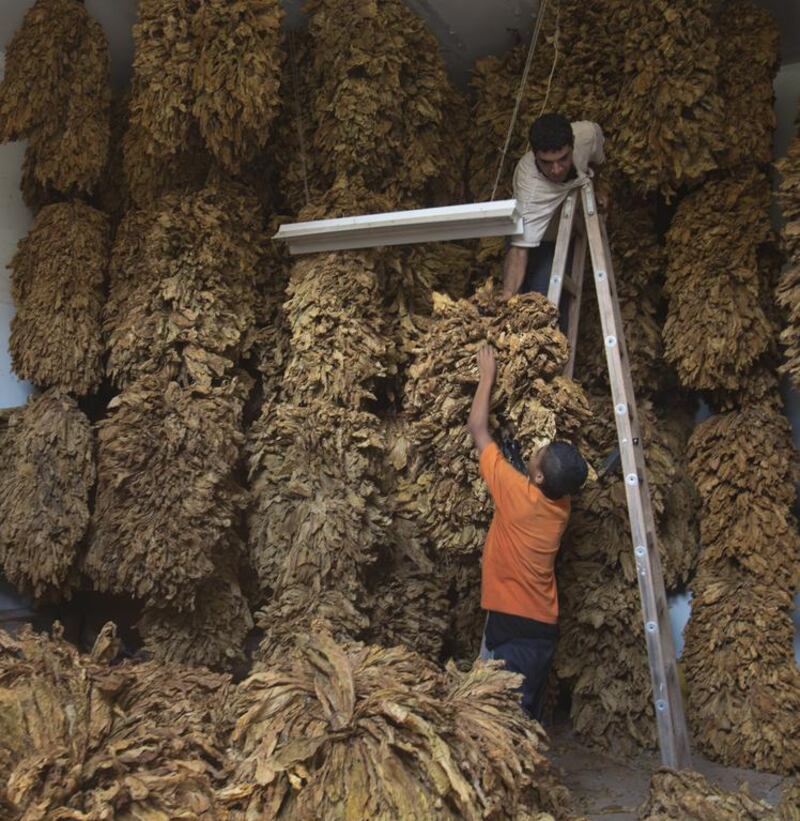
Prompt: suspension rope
<box><xmin>489</xmin><ymin>0</ymin><xmax>561</xmax><ymax>201</ymax></box>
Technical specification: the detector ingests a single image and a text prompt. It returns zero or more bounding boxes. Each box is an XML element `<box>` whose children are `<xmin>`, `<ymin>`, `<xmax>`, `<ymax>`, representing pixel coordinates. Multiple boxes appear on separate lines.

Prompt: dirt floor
<box><xmin>546</xmin><ymin>720</ymin><xmax>790</xmax><ymax>819</ymax></box>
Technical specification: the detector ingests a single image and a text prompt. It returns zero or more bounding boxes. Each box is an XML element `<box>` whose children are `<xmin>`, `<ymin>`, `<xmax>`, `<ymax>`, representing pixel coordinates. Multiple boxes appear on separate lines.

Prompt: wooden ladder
<box><xmin>547</xmin><ymin>181</ymin><xmax>692</xmax><ymax>769</ymax></box>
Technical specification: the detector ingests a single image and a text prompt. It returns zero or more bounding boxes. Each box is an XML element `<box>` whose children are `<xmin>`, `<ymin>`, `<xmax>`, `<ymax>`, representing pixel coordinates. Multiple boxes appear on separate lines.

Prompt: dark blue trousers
<box><xmin>490</xmin><ymin>636</ymin><xmax>556</xmax><ymax>721</ymax></box>
<box><xmin>521</xmin><ymin>240</ymin><xmax>572</xmax><ymax>334</ymax></box>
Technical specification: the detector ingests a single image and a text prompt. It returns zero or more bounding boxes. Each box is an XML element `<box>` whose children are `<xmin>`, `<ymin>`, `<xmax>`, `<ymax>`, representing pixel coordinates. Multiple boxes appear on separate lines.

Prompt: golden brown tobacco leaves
<box><xmin>9</xmin><ymin>202</ymin><xmax>108</xmax><ymax>396</ymax></box>
<box><xmin>0</xmin><ymin>392</ymin><xmax>94</xmax><ymax>601</ymax></box>
<box><xmin>85</xmin><ymin>376</ymin><xmax>249</xmax><ymax>613</ymax></box>
<box><xmin>0</xmin><ymin>0</ymin><xmax>111</xmax><ymax>198</ymax></box>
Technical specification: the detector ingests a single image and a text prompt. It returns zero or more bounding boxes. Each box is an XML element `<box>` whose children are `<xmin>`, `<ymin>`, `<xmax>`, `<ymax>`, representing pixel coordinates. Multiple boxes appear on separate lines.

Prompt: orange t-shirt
<box><xmin>479</xmin><ymin>442</ymin><xmax>570</xmax><ymax>624</ymax></box>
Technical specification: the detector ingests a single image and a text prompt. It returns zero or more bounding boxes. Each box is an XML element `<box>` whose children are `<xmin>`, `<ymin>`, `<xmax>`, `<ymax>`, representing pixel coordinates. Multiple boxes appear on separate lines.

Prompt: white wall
<box><xmin>0</xmin><ymin>52</ymin><xmax>33</xmax><ymax>410</ymax></box>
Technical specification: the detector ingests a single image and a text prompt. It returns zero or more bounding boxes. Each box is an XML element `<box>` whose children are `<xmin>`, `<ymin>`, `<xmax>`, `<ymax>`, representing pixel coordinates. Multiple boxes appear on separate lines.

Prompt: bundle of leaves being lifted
<box><xmin>9</xmin><ymin>201</ymin><xmax>108</xmax><ymax>396</ymax></box>
<box><xmin>0</xmin><ymin>391</ymin><xmax>94</xmax><ymax>601</ymax></box>
<box><xmin>0</xmin><ymin>624</ymin><xmax>231</xmax><ymax>819</ymax></box>
<box><xmin>776</xmin><ymin>108</ymin><xmax>800</xmax><ymax>389</ymax></box>
<box><xmin>611</xmin><ymin>0</ymin><xmax>724</xmax><ymax>197</ymax></box>
<box><xmin>247</xmin><ymin>401</ymin><xmax>389</xmax><ymax>658</ymax></box>
<box><xmin>0</xmin><ymin>0</ymin><xmax>110</xmax><ymax>198</ymax></box>
<box><xmin>663</xmin><ymin>169</ymin><xmax>775</xmax><ymax>392</ymax></box>
<box><xmin>85</xmin><ymin>375</ymin><xmax>249</xmax><ymax>612</ymax></box>
<box><xmin>222</xmin><ymin>631</ymin><xmax>576</xmax><ymax>819</ymax></box>
<box><xmin>105</xmin><ymin>182</ymin><xmax>262</xmax><ymax>390</ymax></box>
<box><xmin>638</xmin><ymin>769</ymin><xmax>778</xmax><ymax>820</ymax></box>
<box><xmin>397</xmin><ymin>283</ymin><xmax>590</xmax><ymax>558</ymax></box>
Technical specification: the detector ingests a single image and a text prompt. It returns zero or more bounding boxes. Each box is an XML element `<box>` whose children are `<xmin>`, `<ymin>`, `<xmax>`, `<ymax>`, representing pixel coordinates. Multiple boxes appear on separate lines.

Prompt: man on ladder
<box><xmin>501</xmin><ymin>112</ymin><xmax>607</xmax><ymax>314</ymax></box>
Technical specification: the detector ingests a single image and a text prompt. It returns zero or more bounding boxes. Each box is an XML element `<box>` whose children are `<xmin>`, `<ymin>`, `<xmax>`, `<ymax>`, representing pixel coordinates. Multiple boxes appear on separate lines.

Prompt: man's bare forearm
<box><xmin>502</xmin><ymin>246</ymin><xmax>528</xmax><ymax>299</ymax></box>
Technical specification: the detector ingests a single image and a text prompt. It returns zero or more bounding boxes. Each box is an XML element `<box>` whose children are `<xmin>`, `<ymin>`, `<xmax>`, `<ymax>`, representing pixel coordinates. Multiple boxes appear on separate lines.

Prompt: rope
<box><xmin>489</xmin><ymin>0</ymin><xmax>560</xmax><ymax>201</ymax></box>
<box><xmin>538</xmin><ymin>4</ymin><xmax>560</xmax><ymax>117</ymax></box>
<box><xmin>288</xmin><ymin>31</ymin><xmax>311</xmax><ymax>207</ymax></box>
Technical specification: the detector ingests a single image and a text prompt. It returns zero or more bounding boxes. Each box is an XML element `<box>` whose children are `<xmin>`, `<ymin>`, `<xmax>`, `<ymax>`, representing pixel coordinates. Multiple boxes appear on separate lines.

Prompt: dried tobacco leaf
<box><xmin>105</xmin><ymin>181</ymin><xmax>262</xmax><ymax>390</ymax></box>
<box><xmin>9</xmin><ymin>201</ymin><xmax>108</xmax><ymax>395</ymax></box>
<box><xmin>191</xmin><ymin>0</ymin><xmax>284</xmax><ymax>173</ymax></box>
<box><xmin>442</xmin><ymin>557</ymin><xmax>485</xmax><ymax>664</ymax></box>
<box><xmin>716</xmin><ymin>0</ymin><xmax>779</xmax><ymax>171</ymax></box>
<box><xmin>639</xmin><ymin>768</ymin><xmax>777</xmax><ymax>820</ymax></box>
<box><xmin>687</xmin><ymin>404</ymin><xmax>800</xmax><ymax>590</ymax></box>
<box><xmin>241</xmin><ymin>217</ymin><xmax>292</xmax><ymax>398</ymax></box>
<box><xmin>682</xmin><ymin>407</ymin><xmax>799</xmax><ymax>763</ymax></box>
<box><xmin>223</xmin><ymin>631</ymin><xmax>576</xmax><ymax>820</ymax></box>
<box><xmin>85</xmin><ymin>375</ymin><xmax>249</xmax><ymax>612</ymax></box>
<box><xmin>0</xmin><ymin>624</ymin><xmax>231</xmax><ymax>819</ymax></box>
<box><xmin>123</xmin><ymin>118</ymin><xmax>213</xmax><ymax>209</ymax></box>
<box><xmin>557</xmin><ymin>565</ymin><xmax>658</xmax><ymax>754</ymax></box>
<box><xmin>0</xmin><ymin>391</ymin><xmax>94</xmax><ymax>601</ymax></box>
<box><xmin>281</xmin><ymin>250</ymin><xmax>394</xmax><ymax>407</ymax></box>
<box><xmin>776</xmin><ymin>111</ymin><xmax>800</xmax><ymax>389</ymax></box>
<box><xmin>0</xmin><ymin>0</ymin><xmax>110</xmax><ymax>197</ymax></box>
<box><xmin>128</xmin><ymin>0</ymin><xmax>199</xmax><ymax>157</ymax></box>
<box><xmin>682</xmin><ymin>576</ymin><xmax>800</xmax><ymax>773</ymax></box>
<box><xmin>364</xmin><ymin>515</ymin><xmax>450</xmax><ymax>661</ymax></box>
<box><xmin>303</xmin><ymin>0</ymin><xmax>463</xmax><ymax>207</ymax></box>
<box><xmin>247</xmin><ymin>401</ymin><xmax>388</xmax><ymax>656</ymax></box>
<box><xmin>778</xmin><ymin>779</ymin><xmax>800</xmax><ymax>820</ymax></box>
<box><xmin>682</xmin><ymin>404</ymin><xmax>800</xmax><ymax>772</ymax></box>
<box><xmin>138</xmin><ymin>543</ymin><xmax>254</xmax><ymax>672</ymax></box>
<box><xmin>611</xmin><ymin>0</ymin><xmax>724</xmax><ymax>197</ymax></box>
<box><xmin>93</xmin><ymin>91</ymin><xmax>133</xmax><ymax>227</ymax></box>
<box><xmin>663</xmin><ymin>170</ymin><xmax>775</xmax><ymax>391</ymax></box>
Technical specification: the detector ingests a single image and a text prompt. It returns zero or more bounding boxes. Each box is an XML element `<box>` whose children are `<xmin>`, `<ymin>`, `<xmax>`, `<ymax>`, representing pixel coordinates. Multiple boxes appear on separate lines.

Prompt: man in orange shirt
<box><xmin>467</xmin><ymin>345</ymin><xmax>588</xmax><ymax>720</ymax></box>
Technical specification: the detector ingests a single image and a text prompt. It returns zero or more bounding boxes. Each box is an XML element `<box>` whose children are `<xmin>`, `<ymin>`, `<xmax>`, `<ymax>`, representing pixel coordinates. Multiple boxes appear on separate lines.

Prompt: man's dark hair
<box><xmin>529</xmin><ymin>113</ymin><xmax>574</xmax><ymax>153</ymax></box>
<box><xmin>540</xmin><ymin>441</ymin><xmax>588</xmax><ymax>500</ymax></box>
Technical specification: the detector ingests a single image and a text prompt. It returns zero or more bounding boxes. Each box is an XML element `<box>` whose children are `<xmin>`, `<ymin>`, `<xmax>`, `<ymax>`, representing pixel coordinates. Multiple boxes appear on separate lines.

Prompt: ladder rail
<box><xmin>550</xmin><ymin>181</ymin><xmax>692</xmax><ymax>769</ymax></box>
<box><xmin>547</xmin><ymin>189</ymin><xmax>587</xmax><ymax>379</ymax></box>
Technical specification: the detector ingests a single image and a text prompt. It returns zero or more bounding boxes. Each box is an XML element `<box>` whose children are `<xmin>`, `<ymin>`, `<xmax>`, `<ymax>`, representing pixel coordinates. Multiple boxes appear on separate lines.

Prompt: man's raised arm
<box><xmin>467</xmin><ymin>345</ymin><xmax>496</xmax><ymax>454</ymax></box>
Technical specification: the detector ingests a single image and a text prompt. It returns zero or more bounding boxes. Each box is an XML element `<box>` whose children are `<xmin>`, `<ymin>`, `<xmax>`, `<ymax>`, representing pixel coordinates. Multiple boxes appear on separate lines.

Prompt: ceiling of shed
<box><xmin>1</xmin><ymin>0</ymin><xmax>799</xmax><ymax>90</ymax></box>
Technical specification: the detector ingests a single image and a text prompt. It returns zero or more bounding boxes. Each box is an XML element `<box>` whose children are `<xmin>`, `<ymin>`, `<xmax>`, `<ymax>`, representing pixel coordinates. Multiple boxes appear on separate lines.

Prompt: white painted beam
<box><xmin>274</xmin><ymin>200</ymin><xmax>523</xmax><ymax>254</ymax></box>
